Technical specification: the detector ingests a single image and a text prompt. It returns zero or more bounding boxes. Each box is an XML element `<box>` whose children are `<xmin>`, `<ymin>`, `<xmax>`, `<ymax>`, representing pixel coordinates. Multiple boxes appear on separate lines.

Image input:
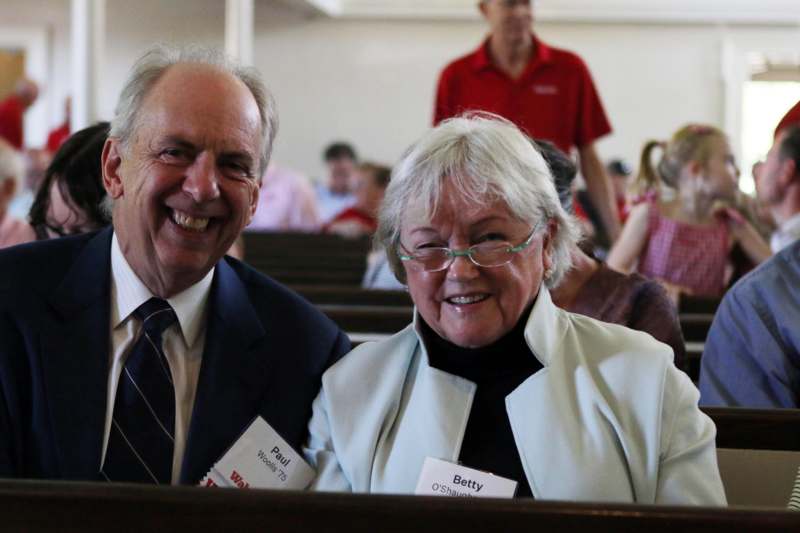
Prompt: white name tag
<box><xmin>200</xmin><ymin>416</ymin><xmax>315</xmax><ymax>490</ymax></box>
<box><xmin>415</xmin><ymin>457</ymin><xmax>518</xmax><ymax>498</ymax></box>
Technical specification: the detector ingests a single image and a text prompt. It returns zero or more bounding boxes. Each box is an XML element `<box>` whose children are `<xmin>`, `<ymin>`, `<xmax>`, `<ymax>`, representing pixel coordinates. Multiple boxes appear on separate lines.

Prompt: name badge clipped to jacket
<box><xmin>200</xmin><ymin>416</ymin><xmax>314</xmax><ymax>490</ymax></box>
<box><xmin>415</xmin><ymin>457</ymin><xmax>517</xmax><ymax>498</ymax></box>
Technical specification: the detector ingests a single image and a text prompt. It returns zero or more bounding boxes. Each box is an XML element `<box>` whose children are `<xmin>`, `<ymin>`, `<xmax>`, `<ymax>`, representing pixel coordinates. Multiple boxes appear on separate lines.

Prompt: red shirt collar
<box><xmin>472</xmin><ymin>34</ymin><xmax>552</xmax><ymax>72</ymax></box>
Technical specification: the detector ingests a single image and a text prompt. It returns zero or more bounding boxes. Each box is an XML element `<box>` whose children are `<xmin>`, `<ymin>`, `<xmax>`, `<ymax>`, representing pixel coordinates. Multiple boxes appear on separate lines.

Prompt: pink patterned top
<box><xmin>638</xmin><ymin>205</ymin><xmax>729</xmax><ymax>298</ymax></box>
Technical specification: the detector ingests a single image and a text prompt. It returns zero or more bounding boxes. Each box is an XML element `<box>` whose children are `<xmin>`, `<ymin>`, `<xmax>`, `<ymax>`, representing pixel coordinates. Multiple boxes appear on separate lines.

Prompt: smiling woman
<box><xmin>303</xmin><ymin>113</ymin><xmax>726</xmax><ymax>505</ymax></box>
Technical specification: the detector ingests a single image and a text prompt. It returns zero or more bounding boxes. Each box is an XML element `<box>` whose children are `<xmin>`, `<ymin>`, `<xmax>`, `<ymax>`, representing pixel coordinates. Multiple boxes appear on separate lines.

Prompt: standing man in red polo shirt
<box><xmin>434</xmin><ymin>0</ymin><xmax>620</xmax><ymax>241</ymax></box>
<box><xmin>0</xmin><ymin>78</ymin><xmax>39</xmax><ymax>150</ymax></box>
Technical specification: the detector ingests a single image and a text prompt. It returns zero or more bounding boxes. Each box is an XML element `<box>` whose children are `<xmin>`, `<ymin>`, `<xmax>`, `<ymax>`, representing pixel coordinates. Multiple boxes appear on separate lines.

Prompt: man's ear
<box><xmin>102</xmin><ymin>138</ymin><xmax>125</xmax><ymax>199</ymax></box>
<box><xmin>244</xmin><ymin>176</ymin><xmax>261</xmax><ymax>227</ymax></box>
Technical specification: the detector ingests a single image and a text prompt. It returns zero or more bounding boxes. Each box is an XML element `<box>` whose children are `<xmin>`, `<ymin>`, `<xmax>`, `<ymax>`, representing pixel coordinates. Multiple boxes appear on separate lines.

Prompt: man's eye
<box><xmin>160</xmin><ymin>148</ymin><xmax>189</xmax><ymax>161</ymax></box>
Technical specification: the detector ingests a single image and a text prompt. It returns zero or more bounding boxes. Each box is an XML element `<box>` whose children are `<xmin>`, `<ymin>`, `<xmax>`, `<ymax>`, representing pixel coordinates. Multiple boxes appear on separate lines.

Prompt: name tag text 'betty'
<box><xmin>415</xmin><ymin>457</ymin><xmax>517</xmax><ymax>499</ymax></box>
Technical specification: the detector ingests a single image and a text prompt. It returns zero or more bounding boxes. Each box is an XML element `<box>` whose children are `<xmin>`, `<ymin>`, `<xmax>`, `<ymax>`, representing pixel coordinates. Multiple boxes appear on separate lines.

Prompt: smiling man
<box><xmin>0</xmin><ymin>45</ymin><xmax>350</xmax><ymax>484</ymax></box>
<box><xmin>434</xmin><ymin>0</ymin><xmax>621</xmax><ymax>242</ymax></box>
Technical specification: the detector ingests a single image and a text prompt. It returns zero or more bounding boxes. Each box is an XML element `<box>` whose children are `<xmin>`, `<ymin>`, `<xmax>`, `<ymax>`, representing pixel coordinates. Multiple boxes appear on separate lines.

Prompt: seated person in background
<box><xmin>361</xmin><ymin>247</ymin><xmax>406</xmax><ymax>290</ymax></box>
<box><xmin>607</xmin><ymin>124</ymin><xmax>771</xmax><ymax>301</ymax></box>
<box><xmin>46</xmin><ymin>97</ymin><xmax>72</xmax><ymax>154</ymax></box>
<box><xmin>0</xmin><ymin>139</ymin><xmax>34</xmax><ymax>248</ymax></box>
<box><xmin>28</xmin><ymin>122</ymin><xmax>111</xmax><ymax>239</ymax></box>
<box><xmin>304</xmin><ymin>114</ymin><xmax>725</xmax><ymax>504</ymax></box>
<box><xmin>607</xmin><ymin>158</ymin><xmax>632</xmax><ymax>223</ymax></box>
<box><xmin>7</xmin><ymin>148</ymin><xmax>50</xmax><ymax>220</ymax></box>
<box><xmin>755</xmin><ymin>125</ymin><xmax>800</xmax><ymax>253</ymax></box>
<box><xmin>325</xmin><ymin>162</ymin><xmax>390</xmax><ymax>238</ymax></box>
<box><xmin>572</xmin><ymin>159</ymin><xmax>632</xmax><ymax>244</ymax></box>
<box><xmin>247</xmin><ymin>162</ymin><xmax>320</xmax><ymax>232</ymax></box>
<box><xmin>699</xmin><ymin>130</ymin><xmax>800</xmax><ymax>408</ymax></box>
<box><xmin>539</xmin><ymin>140</ymin><xmax>686</xmax><ymax>370</ymax></box>
<box><xmin>316</xmin><ymin>142</ymin><xmax>356</xmax><ymax>224</ymax></box>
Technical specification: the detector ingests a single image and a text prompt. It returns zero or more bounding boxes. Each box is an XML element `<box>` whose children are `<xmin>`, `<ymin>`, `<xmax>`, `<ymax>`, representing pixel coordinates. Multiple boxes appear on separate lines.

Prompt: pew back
<box><xmin>1</xmin><ymin>480</ymin><xmax>799</xmax><ymax>532</ymax></box>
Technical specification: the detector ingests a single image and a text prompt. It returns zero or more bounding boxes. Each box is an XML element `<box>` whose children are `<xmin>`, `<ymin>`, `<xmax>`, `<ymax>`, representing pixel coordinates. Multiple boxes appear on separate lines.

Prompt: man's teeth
<box><xmin>447</xmin><ymin>294</ymin><xmax>488</xmax><ymax>305</ymax></box>
<box><xmin>172</xmin><ymin>210</ymin><xmax>209</xmax><ymax>231</ymax></box>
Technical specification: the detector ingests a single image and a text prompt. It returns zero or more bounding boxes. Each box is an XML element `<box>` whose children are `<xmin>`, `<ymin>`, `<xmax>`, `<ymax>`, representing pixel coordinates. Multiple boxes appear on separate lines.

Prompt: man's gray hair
<box><xmin>376</xmin><ymin>113</ymin><xmax>579</xmax><ymax>287</ymax></box>
<box><xmin>110</xmin><ymin>43</ymin><xmax>278</xmax><ymax>175</ymax></box>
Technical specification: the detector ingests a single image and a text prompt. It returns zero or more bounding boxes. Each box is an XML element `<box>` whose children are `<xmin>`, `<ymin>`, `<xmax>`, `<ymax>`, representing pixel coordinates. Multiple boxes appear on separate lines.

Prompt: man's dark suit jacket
<box><xmin>0</xmin><ymin>227</ymin><xmax>350</xmax><ymax>484</ymax></box>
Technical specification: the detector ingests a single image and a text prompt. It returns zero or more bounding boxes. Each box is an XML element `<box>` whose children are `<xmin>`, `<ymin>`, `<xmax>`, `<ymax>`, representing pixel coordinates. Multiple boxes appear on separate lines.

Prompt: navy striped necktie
<box><xmin>101</xmin><ymin>297</ymin><xmax>178</xmax><ymax>484</ymax></box>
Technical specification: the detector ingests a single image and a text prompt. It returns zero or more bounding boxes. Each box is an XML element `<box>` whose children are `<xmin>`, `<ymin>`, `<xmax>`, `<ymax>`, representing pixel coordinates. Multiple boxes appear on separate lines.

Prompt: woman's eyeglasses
<box><xmin>398</xmin><ymin>224</ymin><xmax>541</xmax><ymax>273</ymax></box>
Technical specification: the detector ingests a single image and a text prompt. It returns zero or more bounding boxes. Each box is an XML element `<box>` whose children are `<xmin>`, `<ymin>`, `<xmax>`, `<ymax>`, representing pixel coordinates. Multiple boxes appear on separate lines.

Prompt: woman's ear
<box><xmin>541</xmin><ymin>219</ymin><xmax>557</xmax><ymax>274</ymax></box>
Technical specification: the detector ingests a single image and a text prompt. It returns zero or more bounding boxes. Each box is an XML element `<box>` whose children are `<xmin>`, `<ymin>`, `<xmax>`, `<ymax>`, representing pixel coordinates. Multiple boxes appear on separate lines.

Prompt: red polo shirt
<box><xmin>46</xmin><ymin>123</ymin><xmax>70</xmax><ymax>153</ymax></box>
<box><xmin>0</xmin><ymin>95</ymin><xmax>24</xmax><ymax>150</ymax></box>
<box><xmin>776</xmin><ymin>100</ymin><xmax>800</xmax><ymax>137</ymax></box>
<box><xmin>434</xmin><ymin>36</ymin><xmax>612</xmax><ymax>153</ymax></box>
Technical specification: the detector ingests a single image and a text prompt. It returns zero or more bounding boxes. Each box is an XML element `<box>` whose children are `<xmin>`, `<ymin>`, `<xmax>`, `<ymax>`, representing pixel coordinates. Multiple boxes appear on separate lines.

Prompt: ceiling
<box><xmin>295</xmin><ymin>0</ymin><xmax>800</xmax><ymax>25</ymax></box>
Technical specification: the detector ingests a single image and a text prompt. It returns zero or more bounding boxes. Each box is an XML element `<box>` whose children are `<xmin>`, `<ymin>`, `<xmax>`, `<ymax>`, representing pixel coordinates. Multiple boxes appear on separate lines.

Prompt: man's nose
<box><xmin>183</xmin><ymin>152</ymin><xmax>220</xmax><ymax>202</ymax></box>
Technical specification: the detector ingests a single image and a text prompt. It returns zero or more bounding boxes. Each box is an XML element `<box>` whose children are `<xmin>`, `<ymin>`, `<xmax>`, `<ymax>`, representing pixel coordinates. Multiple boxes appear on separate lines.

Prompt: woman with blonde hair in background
<box><xmin>608</xmin><ymin>124</ymin><xmax>770</xmax><ymax>300</ymax></box>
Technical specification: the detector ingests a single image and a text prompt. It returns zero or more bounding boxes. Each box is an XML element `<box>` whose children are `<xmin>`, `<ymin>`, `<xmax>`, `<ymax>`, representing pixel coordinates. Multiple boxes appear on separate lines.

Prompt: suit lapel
<box><xmin>42</xmin><ymin>228</ymin><xmax>113</xmax><ymax>480</ymax></box>
<box><xmin>180</xmin><ymin>260</ymin><xmax>267</xmax><ymax>484</ymax></box>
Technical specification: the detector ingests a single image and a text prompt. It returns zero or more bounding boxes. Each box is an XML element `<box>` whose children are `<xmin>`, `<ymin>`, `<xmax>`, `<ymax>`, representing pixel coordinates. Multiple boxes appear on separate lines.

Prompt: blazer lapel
<box><xmin>42</xmin><ymin>228</ymin><xmax>113</xmax><ymax>480</ymax></box>
<box><xmin>180</xmin><ymin>260</ymin><xmax>267</xmax><ymax>484</ymax></box>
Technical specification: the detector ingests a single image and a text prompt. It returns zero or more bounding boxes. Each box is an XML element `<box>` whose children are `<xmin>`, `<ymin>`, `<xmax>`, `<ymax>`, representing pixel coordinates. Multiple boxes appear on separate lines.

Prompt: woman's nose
<box><xmin>446</xmin><ymin>253</ymin><xmax>480</xmax><ymax>281</ymax></box>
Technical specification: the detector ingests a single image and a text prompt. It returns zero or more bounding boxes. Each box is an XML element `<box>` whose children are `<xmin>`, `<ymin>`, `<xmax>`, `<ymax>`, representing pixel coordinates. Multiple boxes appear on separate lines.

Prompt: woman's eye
<box><xmin>477</xmin><ymin>233</ymin><xmax>505</xmax><ymax>243</ymax></box>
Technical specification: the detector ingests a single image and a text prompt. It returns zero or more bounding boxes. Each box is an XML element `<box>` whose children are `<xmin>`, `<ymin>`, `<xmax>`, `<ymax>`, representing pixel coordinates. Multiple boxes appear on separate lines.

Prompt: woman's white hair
<box><xmin>110</xmin><ymin>43</ymin><xmax>278</xmax><ymax>175</ymax></box>
<box><xmin>376</xmin><ymin>112</ymin><xmax>580</xmax><ymax>288</ymax></box>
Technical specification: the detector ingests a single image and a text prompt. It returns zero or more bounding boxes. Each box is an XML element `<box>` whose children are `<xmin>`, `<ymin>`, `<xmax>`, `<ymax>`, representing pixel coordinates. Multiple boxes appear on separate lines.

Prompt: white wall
<box><xmin>255</xmin><ymin>13</ymin><xmax>800</xmax><ymax>181</ymax></box>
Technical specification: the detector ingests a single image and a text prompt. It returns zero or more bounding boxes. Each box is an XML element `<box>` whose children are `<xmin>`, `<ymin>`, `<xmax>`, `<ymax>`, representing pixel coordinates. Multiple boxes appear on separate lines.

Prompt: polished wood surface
<box><xmin>704</xmin><ymin>407</ymin><xmax>800</xmax><ymax>451</ymax></box>
<box><xmin>1</xmin><ymin>479</ymin><xmax>798</xmax><ymax>532</ymax></box>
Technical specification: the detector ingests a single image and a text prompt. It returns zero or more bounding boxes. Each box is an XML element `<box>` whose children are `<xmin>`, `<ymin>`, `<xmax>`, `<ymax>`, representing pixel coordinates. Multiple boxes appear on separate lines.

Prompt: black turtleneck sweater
<box><xmin>420</xmin><ymin>309</ymin><xmax>542</xmax><ymax>498</ymax></box>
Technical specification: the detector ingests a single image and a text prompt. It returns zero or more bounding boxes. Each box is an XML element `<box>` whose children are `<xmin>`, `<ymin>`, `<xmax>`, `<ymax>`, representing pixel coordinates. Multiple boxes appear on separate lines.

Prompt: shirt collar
<box><xmin>472</xmin><ymin>33</ymin><xmax>552</xmax><ymax>73</ymax></box>
<box><xmin>110</xmin><ymin>232</ymin><xmax>214</xmax><ymax>349</ymax></box>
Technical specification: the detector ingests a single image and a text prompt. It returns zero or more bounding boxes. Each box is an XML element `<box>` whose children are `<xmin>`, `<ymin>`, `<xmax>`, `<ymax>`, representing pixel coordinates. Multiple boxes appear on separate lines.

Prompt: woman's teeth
<box><xmin>446</xmin><ymin>294</ymin><xmax>488</xmax><ymax>305</ymax></box>
<box><xmin>172</xmin><ymin>210</ymin><xmax>210</xmax><ymax>232</ymax></box>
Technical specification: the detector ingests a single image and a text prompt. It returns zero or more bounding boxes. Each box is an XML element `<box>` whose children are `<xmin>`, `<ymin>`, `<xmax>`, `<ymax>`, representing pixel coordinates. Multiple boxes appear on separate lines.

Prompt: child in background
<box><xmin>325</xmin><ymin>162</ymin><xmax>390</xmax><ymax>238</ymax></box>
<box><xmin>607</xmin><ymin>124</ymin><xmax>771</xmax><ymax>300</ymax></box>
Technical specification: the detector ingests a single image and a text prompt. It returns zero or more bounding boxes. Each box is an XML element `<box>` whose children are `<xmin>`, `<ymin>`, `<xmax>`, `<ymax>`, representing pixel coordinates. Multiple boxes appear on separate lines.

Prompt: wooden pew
<box><xmin>318</xmin><ymin>304</ymin><xmax>413</xmax><ymax>333</ymax></box>
<box><xmin>293</xmin><ymin>285</ymin><xmax>411</xmax><ymax>307</ymax></box>
<box><xmin>242</xmin><ymin>231</ymin><xmax>371</xmax><ymax>286</ymax></box>
<box><xmin>1</xmin><ymin>479</ymin><xmax>798</xmax><ymax>532</ymax></box>
<box><xmin>703</xmin><ymin>407</ymin><xmax>800</xmax><ymax>451</ymax></box>
<box><xmin>680</xmin><ymin>296</ymin><xmax>722</xmax><ymax>315</ymax></box>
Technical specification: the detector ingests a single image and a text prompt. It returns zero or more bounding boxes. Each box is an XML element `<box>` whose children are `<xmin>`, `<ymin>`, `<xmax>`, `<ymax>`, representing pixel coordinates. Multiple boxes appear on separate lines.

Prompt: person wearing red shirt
<box><xmin>0</xmin><ymin>79</ymin><xmax>39</xmax><ymax>150</ymax></box>
<box><xmin>776</xmin><ymin>100</ymin><xmax>800</xmax><ymax>137</ymax></box>
<box><xmin>434</xmin><ymin>0</ymin><xmax>620</xmax><ymax>241</ymax></box>
<box><xmin>325</xmin><ymin>163</ymin><xmax>391</xmax><ymax>238</ymax></box>
<box><xmin>45</xmin><ymin>98</ymin><xmax>72</xmax><ymax>154</ymax></box>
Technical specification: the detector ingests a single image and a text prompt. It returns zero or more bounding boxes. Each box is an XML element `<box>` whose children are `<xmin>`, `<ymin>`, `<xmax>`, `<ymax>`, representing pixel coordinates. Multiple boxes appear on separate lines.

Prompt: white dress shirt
<box><xmin>770</xmin><ymin>213</ymin><xmax>800</xmax><ymax>253</ymax></box>
<box><xmin>102</xmin><ymin>234</ymin><xmax>214</xmax><ymax>484</ymax></box>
